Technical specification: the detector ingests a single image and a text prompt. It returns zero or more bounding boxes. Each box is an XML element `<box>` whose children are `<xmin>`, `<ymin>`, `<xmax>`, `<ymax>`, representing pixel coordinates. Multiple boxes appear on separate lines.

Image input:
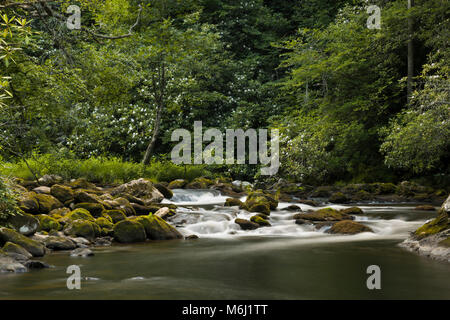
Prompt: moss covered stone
<box><xmin>245</xmin><ymin>190</ymin><xmax>278</xmax><ymax>210</ymax></box>
<box><xmin>414</xmin><ymin>211</ymin><xmax>449</xmax><ymax>239</ymax></box>
<box><xmin>329</xmin><ymin>192</ymin><xmax>349</xmax><ymax>204</ymax></box>
<box><xmin>134</xmin><ymin>215</ymin><xmax>182</xmax><ymax>240</ymax></box>
<box><xmin>37</xmin><ymin>215</ymin><xmax>61</xmax><ymax>232</ymax></box>
<box><xmin>105</xmin><ymin>209</ymin><xmax>127</xmax><ymax>224</ymax></box>
<box><xmin>235</xmin><ymin>218</ymin><xmax>259</xmax><ymax>230</ymax></box>
<box><xmin>250</xmin><ymin>215</ymin><xmax>271</xmax><ymax>227</ymax></box>
<box><xmin>113</xmin><ymin>220</ymin><xmax>146</xmax><ymax>243</ymax></box>
<box><xmin>186</xmin><ymin>177</ymin><xmax>213</xmax><ymax>189</ymax></box>
<box><xmin>0</xmin><ymin>227</ymin><xmax>45</xmax><ymax>257</ymax></box>
<box><xmin>248</xmin><ymin>203</ymin><xmax>270</xmax><ymax>215</ymax></box>
<box><xmin>95</xmin><ymin>217</ymin><xmax>114</xmax><ymax>229</ymax></box>
<box><xmin>74</xmin><ymin>202</ymin><xmax>105</xmax><ymax>217</ymax></box>
<box><xmin>168</xmin><ymin>179</ymin><xmax>187</xmax><ymax>189</ymax></box>
<box><xmin>6</xmin><ymin>212</ymin><xmax>39</xmax><ymax>236</ymax></box>
<box><xmin>34</xmin><ymin>193</ymin><xmax>63</xmax><ymax>214</ymax></box>
<box><xmin>2</xmin><ymin>241</ymin><xmax>32</xmax><ymax>259</ymax></box>
<box><xmin>62</xmin><ymin>208</ymin><xmax>96</xmax><ymax>223</ymax></box>
<box><xmin>50</xmin><ymin>184</ymin><xmax>74</xmax><ymax>203</ymax></box>
<box><xmin>294</xmin><ymin>208</ymin><xmax>352</xmax><ymax>222</ymax></box>
<box><xmin>69</xmin><ymin>178</ymin><xmax>97</xmax><ymax>190</ymax></box>
<box><xmin>224</xmin><ymin>198</ymin><xmax>243</xmax><ymax>207</ymax></box>
<box><xmin>18</xmin><ymin>192</ymin><xmax>40</xmax><ymax>214</ymax></box>
<box><xmin>63</xmin><ymin>219</ymin><xmax>96</xmax><ymax>240</ymax></box>
<box><xmin>329</xmin><ymin>220</ymin><xmax>373</xmax><ymax>234</ymax></box>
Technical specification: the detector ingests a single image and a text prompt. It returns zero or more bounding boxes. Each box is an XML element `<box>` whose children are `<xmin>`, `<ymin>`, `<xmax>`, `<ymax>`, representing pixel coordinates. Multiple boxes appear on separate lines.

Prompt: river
<box><xmin>0</xmin><ymin>189</ymin><xmax>449</xmax><ymax>299</ymax></box>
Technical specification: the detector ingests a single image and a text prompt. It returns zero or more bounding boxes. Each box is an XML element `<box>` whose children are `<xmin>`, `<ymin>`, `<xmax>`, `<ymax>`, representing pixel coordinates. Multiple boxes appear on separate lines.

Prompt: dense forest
<box><xmin>0</xmin><ymin>0</ymin><xmax>449</xmax><ymax>186</ymax></box>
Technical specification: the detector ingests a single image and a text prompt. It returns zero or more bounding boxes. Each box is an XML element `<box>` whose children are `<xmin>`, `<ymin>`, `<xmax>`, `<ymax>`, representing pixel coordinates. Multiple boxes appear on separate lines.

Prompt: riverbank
<box><xmin>1</xmin><ymin>175</ymin><xmax>449</xmax><ymax>275</ymax></box>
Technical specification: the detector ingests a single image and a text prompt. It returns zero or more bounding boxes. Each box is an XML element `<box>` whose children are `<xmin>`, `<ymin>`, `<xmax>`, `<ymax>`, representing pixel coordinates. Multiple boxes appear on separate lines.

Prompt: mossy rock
<box><xmin>113</xmin><ymin>197</ymin><xmax>137</xmax><ymax>216</ymax></box>
<box><xmin>168</xmin><ymin>179</ymin><xmax>187</xmax><ymax>189</ymax></box>
<box><xmin>113</xmin><ymin>220</ymin><xmax>146</xmax><ymax>243</ymax></box>
<box><xmin>104</xmin><ymin>209</ymin><xmax>127</xmax><ymax>224</ymax></box>
<box><xmin>224</xmin><ymin>198</ymin><xmax>243</xmax><ymax>207</ymax></box>
<box><xmin>62</xmin><ymin>208</ymin><xmax>96</xmax><ymax>223</ymax></box>
<box><xmin>34</xmin><ymin>193</ymin><xmax>63</xmax><ymax>214</ymax></box>
<box><xmin>250</xmin><ymin>215</ymin><xmax>271</xmax><ymax>227</ymax></box>
<box><xmin>340</xmin><ymin>207</ymin><xmax>364</xmax><ymax>215</ymax></box>
<box><xmin>74</xmin><ymin>191</ymin><xmax>100</xmax><ymax>204</ymax></box>
<box><xmin>74</xmin><ymin>202</ymin><xmax>105</xmax><ymax>217</ymax></box>
<box><xmin>235</xmin><ymin>218</ymin><xmax>259</xmax><ymax>230</ymax></box>
<box><xmin>328</xmin><ymin>220</ymin><xmax>373</xmax><ymax>234</ymax></box>
<box><xmin>18</xmin><ymin>192</ymin><xmax>40</xmax><ymax>214</ymax></box>
<box><xmin>245</xmin><ymin>190</ymin><xmax>278</xmax><ymax>210</ymax></box>
<box><xmin>44</xmin><ymin>236</ymin><xmax>77</xmax><ymax>251</ymax></box>
<box><xmin>63</xmin><ymin>219</ymin><xmax>97</xmax><ymax>240</ymax></box>
<box><xmin>37</xmin><ymin>215</ymin><xmax>61</xmax><ymax>232</ymax></box>
<box><xmin>294</xmin><ymin>208</ymin><xmax>352</xmax><ymax>222</ymax></box>
<box><xmin>186</xmin><ymin>177</ymin><xmax>214</xmax><ymax>189</ymax></box>
<box><xmin>6</xmin><ymin>212</ymin><xmax>39</xmax><ymax>236</ymax></box>
<box><xmin>115</xmin><ymin>193</ymin><xmax>145</xmax><ymax>205</ymax></box>
<box><xmin>49</xmin><ymin>207</ymin><xmax>71</xmax><ymax>218</ymax></box>
<box><xmin>352</xmin><ymin>190</ymin><xmax>372</xmax><ymax>201</ymax></box>
<box><xmin>50</xmin><ymin>184</ymin><xmax>74</xmax><ymax>203</ymax></box>
<box><xmin>414</xmin><ymin>211</ymin><xmax>449</xmax><ymax>239</ymax></box>
<box><xmin>248</xmin><ymin>203</ymin><xmax>270</xmax><ymax>215</ymax></box>
<box><xmin>0</xmin><ymin>227</ymin><xmax>45</xmax><ymax>257</ymax></box>
<box><xmin>311</xmin><ymin>186</ymin><xmax>334</xmax><ymax>197</ymax></box>
<box><xmin>2</xmin><ymin>241</ymin><xmax>32</xmax><ymax>259</ymax></box>
<box><xmin>154</xmin><ymin>183</ymin><xmax>173</xmax><ymax>199</ymax></box>
<box><xmin>134</xmin><ymin>215</ymin><xmax>182</xmax><ymax>240</ymax></box>
<box><xmin>95</xmin><ymin>217</ymin><xmax>114</xmax><ymax>229</ymax></box>
<box><xmin>329</xmin><ymin>192</ymin><xmax>349</xmax><ymax>204</ymax></box>
<box><xmin>69</xmin><ymin>178</ymin><xmax>97</xmax><ymax>190</ymax></box>
<box><xmin>373</xmin><ymin>183</ymin><xmax>397</xmax><ymax>195</ymax></box>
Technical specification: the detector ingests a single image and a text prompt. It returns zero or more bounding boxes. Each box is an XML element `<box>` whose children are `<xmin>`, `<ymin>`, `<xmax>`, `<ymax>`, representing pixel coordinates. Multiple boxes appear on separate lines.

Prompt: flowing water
<box><xmin>0</xmin><ymin>189</ymin><xmax>449</xmax><ymax>299</ymax></box>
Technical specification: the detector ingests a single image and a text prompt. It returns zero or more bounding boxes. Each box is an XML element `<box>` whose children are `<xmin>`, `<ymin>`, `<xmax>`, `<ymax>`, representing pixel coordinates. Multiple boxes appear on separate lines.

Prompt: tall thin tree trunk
<box><xmin>142</xmin><ymin>101</ymin><xmax>163</xmax><ymax>165</ymax></box>
<box><xmin>407</xmin><ymin>0</ymin><xmax>414</xmax><ymax>104</ymax></box>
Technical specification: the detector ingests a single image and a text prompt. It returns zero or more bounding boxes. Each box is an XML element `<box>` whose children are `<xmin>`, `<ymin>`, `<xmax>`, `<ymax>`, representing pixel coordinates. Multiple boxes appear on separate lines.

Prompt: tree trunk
<box><xmin>142</xmin><ymin>101</ymin><xmax>163</xmax><ymax>165</ymax></box>
<box><xmin>407</xmin><ymin>0</ymin><xmax>414</xmax><ymax>104</ymax></box>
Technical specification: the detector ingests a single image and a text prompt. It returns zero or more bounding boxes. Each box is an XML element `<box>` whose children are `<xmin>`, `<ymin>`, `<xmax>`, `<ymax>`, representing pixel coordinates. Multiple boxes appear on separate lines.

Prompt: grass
<box><xmin>0</xmin><ymin>154</ymin><xmax>214</xmax><ymax>184</ymax></box>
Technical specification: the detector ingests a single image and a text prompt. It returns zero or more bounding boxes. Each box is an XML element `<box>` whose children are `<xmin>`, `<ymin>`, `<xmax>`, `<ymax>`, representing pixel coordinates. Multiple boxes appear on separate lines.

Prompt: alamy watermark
<box><xmin>170</xmin><ymin>121</ymin><xmax>279</xmax><ymax>176</ymax></box>
<box><xmin>366</xmin><ymin>265</ymin><xmax>381</xmax><ymax>290</ymax></box>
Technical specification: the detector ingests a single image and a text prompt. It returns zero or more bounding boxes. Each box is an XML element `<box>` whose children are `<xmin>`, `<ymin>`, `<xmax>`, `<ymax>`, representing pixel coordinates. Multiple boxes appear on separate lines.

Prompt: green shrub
<box><xmin>0</xmin><ymin>176</ymin><xmax>20</xmax><ymax>222</ymax></box>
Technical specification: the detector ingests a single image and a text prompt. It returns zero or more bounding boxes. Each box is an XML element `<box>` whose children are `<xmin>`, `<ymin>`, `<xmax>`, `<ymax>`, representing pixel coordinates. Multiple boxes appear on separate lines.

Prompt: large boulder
<box><xmin>328</xmin><ymin>221</ymin><xmax>373</xmax><ymax>234</ymax></box>
<box><xmin>34</xmin><ymin>193</ymin><xmax>63</xmax><ymax>214</ymax></box>
<box><xmin>329</xmin><ymin>192</ymin><xmax>349</xmax><ymax>204</ymax></box>
<box><xmin>50</xmin><ymin>184</ymin><xmax>74</xmax><ymax>203</ymax></box>
<box><xmin>154</xmin><ymin>207</ymin><xmax>176</xmax><ymax>220</ymax></box>
<box><xmin>133</xmin><ymin>215</ymin><xmax>182</xmax><ymax>240</ymax></box>
<box><xmin>2</xmin><ymin>242</ymin><xmax>32</xmax><ymax>259</ymax></box>
<box><xmin>7</xmin><ymin>212</ymin><xmax>39</xmax><ymax>236</ymax></box>
<box><xmin>111</xmin><ymin>179</ymin><xmax>164</xmax><ymax>203</ymax></box>
<box><xmin>74</xmin><ymin>202</ymin><xmax>105</xmax><ymax>217</ymax></box>
<box><xmin>104</xmin><ymin>209</ymin><xmax>127</xmax><ymax>224</ymax></box>
<box><xmin>113</xmin><ymin>220</ymin><xmax>146</xmax><ymax>243</ymax></box>
<box><xmin>293</xmin><ymin>208</ymin><xmax>353</xmax><ymax>222</ymax></box>
<box><xmin>38</xmin><ymin>174</ymin><xmax>63</xmax><ymax>187</ymax></box>
<box><xmin>224</xmin><ymin>198</ymin><xmax>244</xmax><ymax>207</ymax></box>
<box><xmin>235</xmin><ymin>218</ymin><xmax>260</xmax><ymax>230</ymax></box>
<box><xmin>18</xmin><ymin>192</ymin><xmax>40</xmax><ymax>214</ymax></box>
<box><xmin>0</xmin><ymin>227</ymin><xmax>45</xmax><ymax>257</ymax></box>
<box><xmin>44</xmin><ymin>236</ymin><xmax>77</xmax><ymax>251</ymax></box>
<box><xmin>250</xmin><ymin>215</ymin><xmax>271</xmax><ymax>227</ymax></box>
<box><xmin>186</xmin><ymin>177</ymin><xmax>214</xmax><ymax>189</ymax></box>
<box><xmin>63</xmin><ymin>220</ymin><xmax>98</xmax><ymax>240</ymax></box>
<box><xmin>244</xmin><ymin>190</ymin><xmax>278</xmax><ymax>211</ymax></box>
<box><xmin>0</xmin><ymin>254</ymin><xmax>27</xmax><ymax>273</ymax></box>
<box><xmin>37</xmin><ymin>215</ymin><xmax>61</xmax><ymax>232</ymax></box>
<box><xmin>61</xmin><ymin>208</ymin><xmax>96</xmax><ymax>223</ymax></box>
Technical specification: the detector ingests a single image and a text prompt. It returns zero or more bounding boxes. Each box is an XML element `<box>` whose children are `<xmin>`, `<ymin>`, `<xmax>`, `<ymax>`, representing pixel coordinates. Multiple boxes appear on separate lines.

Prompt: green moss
<box><xmin>50</xmin><ymin>184</ymin><xmax>74</xmax><ymax>203</ymax></box>
<box><xmin>105</xmin><ymin>209</ymin><xmax>127</xmax><ymax>223</ymax></box>
<box><xmin>224</xmin><ymin>198</ymin><xmax>243</xmax><ymax>207</ymax></box>
<box><xmin>138</xmin><ymin>215</ymin><xmax>182</xmax><ymax>240</ymax></box>
<box><xmin>246</xmin><ymin>190</ymin><xmax>278</xmax><ymax>210</ymax></box>
<box><xmin>168</xmin><ymin>179</ymin><xmax>187</xmax><ymax>189</ymax></box>
<box><xmin>113</xmin><ymin>220</ymin><xmax>146</xmax><ymax>243</ymax></box>
<box><xmin>248</xmin><ymin>203</ymin><xmax>270</xmax><ymax>215</ymax></box>
<box><xmin>34</xmin><ymin>193</ymin><xmax>63</xmax><ymax>214</ymax></box>
<box><xmin>414</xmin><ymin>211</ymin><xmax>448</xmax><ymax>239</ymax></box>
<box><xmin>74</xmin><ymin>202</ymin><xmax>105</xmax><ymax>217</ymax></box>
<box><xmin>329</xmin><ymin>192</ymin><xmax>348</xmax><ymax>203</ymax></box>
<box><xmin>186</xmin><ymin>177</ymin><xmax>213</xmax><ymax>189</ymax></box>
<box><xmin>63</xmin><ymin>219</ymin><xmax>96</xmax><ymax>240</ymax></box>
<box><xmin>329</xmin><ymin>220</ymin><xmax>373</xmax><ymax>234</ymax></box>
<box><xmin>0</xmin><ymin>227</ymin><xmax>45</xmax><ymax>257</ymax></box>
<box><xmin>295</xmin><ymin>208</ymin><xmax>352</xmax><ymax>222</ymax></box>
<box><xmin>62</xmin><ymin>208</ymin><xmax>96</xmax><ymax>223</ymax></box>
<box><xmin>95</xmin><ymin>217</ymin><xmax>114</xmax><ymax>229</ymax></box>
<box><xmin>250</xmin><ymin>215</ymin><xmax>271</xmax><ymax>227</ymax></box>
<box><xmin>37</xmin><ymin>215</ymin><xmax>61</xmax><ymax>232</ymax></box>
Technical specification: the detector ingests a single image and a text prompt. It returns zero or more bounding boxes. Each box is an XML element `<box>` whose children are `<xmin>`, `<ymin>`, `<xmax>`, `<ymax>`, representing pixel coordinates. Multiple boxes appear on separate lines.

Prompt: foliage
<box><xmin>0</xmin><ymin>175</ymin><xmax>19</xmax><ymax>221</ymax></box>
